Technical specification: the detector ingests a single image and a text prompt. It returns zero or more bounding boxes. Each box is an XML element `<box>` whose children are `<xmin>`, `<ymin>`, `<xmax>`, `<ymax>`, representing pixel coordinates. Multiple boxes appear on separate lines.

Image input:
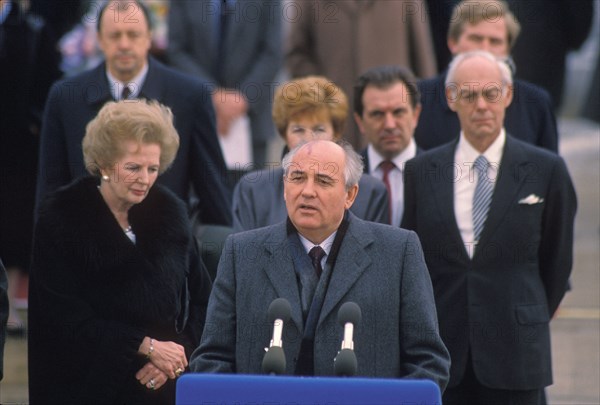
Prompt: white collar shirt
<box><xmin>454</xmin><ymin>129</ymin><xmax>505</xmax><ymax>258</ymax></box>
<box><xmin>106</xmin><ymin>62</ymin><xmax>149</xmax><ymax>101</ymax></box>
<box><xmin>368</xmin><ymin>139</ymin><xmax>417</xmax><ymax>226</ymax></box>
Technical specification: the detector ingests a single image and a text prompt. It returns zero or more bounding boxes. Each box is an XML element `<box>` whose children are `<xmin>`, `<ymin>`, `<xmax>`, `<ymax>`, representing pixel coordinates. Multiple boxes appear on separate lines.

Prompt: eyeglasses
<box><xmin>456</xmin><ymin>87</ymin><xmax>505</xmax><ymax>105</ymax></box>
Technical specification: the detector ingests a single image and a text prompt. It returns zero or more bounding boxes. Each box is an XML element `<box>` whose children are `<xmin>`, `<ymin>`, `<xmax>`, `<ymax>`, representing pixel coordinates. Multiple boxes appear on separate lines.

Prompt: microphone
<box><xmin>334</xmin><ymin>301</ymin><xmax>361</xmax><ymax>377</ymax></box>
<box><xmin>262</xmin><ymin>298</ymin><xmax>291</xmax><ymax>375</ymax></box>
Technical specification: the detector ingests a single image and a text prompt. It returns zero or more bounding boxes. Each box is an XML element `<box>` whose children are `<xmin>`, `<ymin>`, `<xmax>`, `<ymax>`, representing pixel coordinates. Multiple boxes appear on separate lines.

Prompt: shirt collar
<box><xmin>106</xmin><ymin>62</ymin><xmax>149</xmax><ymax>100</ymax></box>
<box><xmin>457</xmin><ymin>129</ymin><xmax>505</xmax><ymax>167</ymax></box>
<box><xmin>298</xmin><ymin>231</ymin><xmax>337</xmax><ymax>257</ymax></box>
<box><xmin>367</xmin><ymin>138</ymin><xmax>417</xmax><ymax>172</ymax></box>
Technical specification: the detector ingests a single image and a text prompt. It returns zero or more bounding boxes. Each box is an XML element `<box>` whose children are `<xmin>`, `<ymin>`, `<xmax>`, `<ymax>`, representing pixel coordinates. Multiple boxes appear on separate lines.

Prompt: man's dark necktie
<box><xmin>472</xmin><ymin>155</ymin><xmax>493</xmax><ymax>242</ymax></box>
<box><xmin>308</xmin><ymin>246</ymin><xmax>326</xmax><ymax>278</ymax></box>
<box><xmin>122</xmin><ymin>85</ymin><xmax>131</xmax><ymax>100</ymax></box>
<box><xmin>216</xmin><ymin>0</ymin><xmax>232</xmax><ymax>84</ymax></box>
<box><xmin>379</xmin><ymin>160</ymin><xmax>395</xmax><ymax>225</ymax></box>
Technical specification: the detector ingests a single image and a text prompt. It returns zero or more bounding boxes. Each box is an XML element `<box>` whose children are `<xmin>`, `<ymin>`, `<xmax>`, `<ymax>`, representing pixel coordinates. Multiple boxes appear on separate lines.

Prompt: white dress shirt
<box><xmin>299</xmin><ymin>231</ymin><xmax>336</xmax><ymax>269</ymax></box>
<box><xmin>454</xmin><ymin>130</ymin><xmax>505</xmax><ymax>258</ymax></box>
<box><xmin>368</xmin><ymin>139</ymin><xmax>417</xmax><ymax>227</ymax></box>
<box><xmin>106</xmin><ymin>63</ymin><xmax>149</xmax><ymax>101</ymax></box>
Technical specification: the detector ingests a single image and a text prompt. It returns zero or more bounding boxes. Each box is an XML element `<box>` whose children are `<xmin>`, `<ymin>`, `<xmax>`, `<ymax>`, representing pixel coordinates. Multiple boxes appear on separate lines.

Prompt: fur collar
<box><xmin>37</xmin><ymin>177</ymin><xmax>193</xmax><ymax>332</ymax></box>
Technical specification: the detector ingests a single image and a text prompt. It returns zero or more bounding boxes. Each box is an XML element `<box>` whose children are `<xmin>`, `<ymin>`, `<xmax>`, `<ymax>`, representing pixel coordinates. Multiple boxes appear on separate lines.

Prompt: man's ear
<box><xmin>445</xmin><ymin>87</ymin><xmax>458</xmax><ymax>112</ymax></box>
<box><xmin>344</xmin><ymin>184</ymin><xmax>359</xmax><ymax>209</ymax></box>
<box><xmin>504</xmin><ymin>84</ymin><xmax>514</xmax><ymax>108</ymax></box>
<box><xmin>447</xmin><ymin>37</ymin><xmax>459</xmax><ymax>55</ymax></box>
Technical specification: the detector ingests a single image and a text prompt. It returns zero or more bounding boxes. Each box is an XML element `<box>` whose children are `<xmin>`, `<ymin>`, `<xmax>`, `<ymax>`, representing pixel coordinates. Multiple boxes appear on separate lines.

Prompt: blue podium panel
<box><xmin>177</xmin><ymin>374</ymin><xmax>442</xmax><ymax>405</ymax></box>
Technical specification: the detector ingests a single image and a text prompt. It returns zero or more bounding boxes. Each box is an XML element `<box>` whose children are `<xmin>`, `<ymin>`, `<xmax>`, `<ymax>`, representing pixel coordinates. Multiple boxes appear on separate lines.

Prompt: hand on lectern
<box><xmin>262</xmin><ymin>298</ymin><xmax>291</xmax><ymax>375</ymax></box>
<box><xmin>334</xmin><ymin>302</ymin><xmax>361</xmax><ymax>377</ymax></box>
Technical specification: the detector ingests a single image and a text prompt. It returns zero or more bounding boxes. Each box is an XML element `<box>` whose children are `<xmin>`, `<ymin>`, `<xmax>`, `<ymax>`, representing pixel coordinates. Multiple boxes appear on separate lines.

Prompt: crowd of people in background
<box><xmin>0</xmin><ymin>0</ymin><xmax>597</xmax><ymax>403</ymax></box>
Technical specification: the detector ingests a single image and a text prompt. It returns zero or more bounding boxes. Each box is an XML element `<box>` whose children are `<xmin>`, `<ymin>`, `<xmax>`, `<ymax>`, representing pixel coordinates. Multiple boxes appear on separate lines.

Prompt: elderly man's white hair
<box><xmin>445</xmin><ymin>50</ymin><xmax>513</xmax><ymax>97</ymax></box>
<box><xmin>282</xmin><ymin>140</ymin><xmax>364</xmax><ymax>190</ymax></box>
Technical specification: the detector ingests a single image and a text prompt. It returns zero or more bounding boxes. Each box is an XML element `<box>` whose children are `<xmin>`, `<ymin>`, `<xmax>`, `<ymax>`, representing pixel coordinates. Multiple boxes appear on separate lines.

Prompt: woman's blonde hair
<box><xmin>272</xmin><ymin>76</ymin><xmax>348</xmax><ymax>140</ymax></box>
<box><xmin>82</xmin><ymin>99</ymin><xmax>180</xmax><ymax>176</ymax></box>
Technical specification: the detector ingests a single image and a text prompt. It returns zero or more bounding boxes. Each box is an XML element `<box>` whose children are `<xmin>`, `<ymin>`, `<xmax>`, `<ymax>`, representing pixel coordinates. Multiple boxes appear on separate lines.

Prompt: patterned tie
<box><xmin>379</xmin><ymin>161</ymin><xmax>395</xmax><ymax>225</ymax></box>
<box><xmin>472</xmin><ymin>155</ymin><xmax>493</xmax><ymax>242</ymax></box>
<box><xmin>308</xmin><ymin>246</ymin><xmax>326</xmax><ymax>278</ymax></box>
<box><xmin>122</xmin><ymin>85</ymin><xmax>131</xmax><ymax>100</ymax></box>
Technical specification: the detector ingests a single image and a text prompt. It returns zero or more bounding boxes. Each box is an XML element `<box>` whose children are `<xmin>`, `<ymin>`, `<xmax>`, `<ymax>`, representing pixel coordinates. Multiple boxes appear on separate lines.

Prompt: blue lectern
<box><xmin>176</xmin><ymin>374</ymin><xmax>442</xmax><ymax>404</ymax></box>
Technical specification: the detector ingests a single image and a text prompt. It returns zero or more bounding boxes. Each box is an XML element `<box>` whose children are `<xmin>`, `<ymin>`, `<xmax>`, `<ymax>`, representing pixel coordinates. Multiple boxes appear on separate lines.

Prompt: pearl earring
<box><xmin>102</xmin><ymin>175</ymin><xmax>110</xmax><ymax>181</ymax></box>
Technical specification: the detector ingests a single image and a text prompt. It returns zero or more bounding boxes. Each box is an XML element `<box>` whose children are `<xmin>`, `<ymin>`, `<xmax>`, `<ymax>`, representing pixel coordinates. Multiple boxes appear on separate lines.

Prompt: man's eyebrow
<box><xmin>315</xmin><ymin>172</ymin><xmax>335</xmax><ymax>182</ymax></box>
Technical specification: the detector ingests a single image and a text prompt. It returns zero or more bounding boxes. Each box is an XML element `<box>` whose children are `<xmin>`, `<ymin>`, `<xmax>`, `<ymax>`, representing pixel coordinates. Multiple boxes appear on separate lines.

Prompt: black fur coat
<box><xmin>28</xmin><ymin>177</ymin><xmax>211</xmax><ymax>404</ymax></box>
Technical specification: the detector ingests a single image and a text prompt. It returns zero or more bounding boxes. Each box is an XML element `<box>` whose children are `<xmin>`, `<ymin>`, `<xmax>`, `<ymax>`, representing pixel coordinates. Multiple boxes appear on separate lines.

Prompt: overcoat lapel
<box><xmin>474</xmin><ymin>136</ymin><xmax>529</xmax><ymax>260</ymax></box>
<box><xmin>318</xmin><ymin>217</ymin><xmax>373</xmax><ymax>325</ymax></box>
<box><xmin>428</xmin><ymin>143</ymin><xmax>470</xmax><ymax>262</ymax></box>
<box><xmin>139</xmin><ymin>58</ymin><xmax>165</xmax><ymax>100</ymax></box>
<box><xmin>262</xmin><ymin>225</ymin><xmax>304</xmax><ymax>333</ymax></box>
<box><xmin>85</xmin><ymin>64</ymin><xmax>113</xmax><ymax>107</ymax></box>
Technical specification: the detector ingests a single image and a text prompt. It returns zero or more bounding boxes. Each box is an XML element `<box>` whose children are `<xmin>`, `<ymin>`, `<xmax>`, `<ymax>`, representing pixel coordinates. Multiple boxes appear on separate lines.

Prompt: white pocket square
<box><xmin>518</xmin><ymin>194</ymin><xmax>544</xmax><ymax>205</ymax></box>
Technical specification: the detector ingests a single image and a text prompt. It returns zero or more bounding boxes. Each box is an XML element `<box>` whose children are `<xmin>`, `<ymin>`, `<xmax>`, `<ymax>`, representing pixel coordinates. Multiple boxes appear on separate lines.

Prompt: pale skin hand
<box><xmin>212</xmin><ymin>88</ymin><xmax>248</xmax><ymax>136</ymax></box>
<box><xmin>136</xmin><ymin>362</ymin><xmax>169</xmax><ymax>390</ymax></box>
<box><xmin>138</xmin><ymin>337</ymin><xmax>188</xmax><ymax>379</ymax></box>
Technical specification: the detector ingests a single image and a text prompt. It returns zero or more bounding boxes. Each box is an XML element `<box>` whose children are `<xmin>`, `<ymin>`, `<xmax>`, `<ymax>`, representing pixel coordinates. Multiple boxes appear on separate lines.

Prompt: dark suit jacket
<box><xmin>232</xmin><ymin>167</ymin><xmax>389</xmax><ymax>232</ymax></box>
<box><xmin>36</xmin><ymin>57</ymin><xmax>232</xmax><ymax>225</ymax></box>
<box><xmin>416</xmin><ymin>73</ymin><xmax>558</xmax><ymax>152</ymax></box>
<box><xmin>168</xmin><ymin>0</ymin><xmax>282</xmax><ymax>144</ymax></box>
<box><xmin>402</xmin><ymin>135</ymin><xmax>577</xmax><ymax>390</ymax></box>
<box><xmin>190</xmin><ymin>213</ymin><xmax>450</xmax><ymax>391</ymax></box>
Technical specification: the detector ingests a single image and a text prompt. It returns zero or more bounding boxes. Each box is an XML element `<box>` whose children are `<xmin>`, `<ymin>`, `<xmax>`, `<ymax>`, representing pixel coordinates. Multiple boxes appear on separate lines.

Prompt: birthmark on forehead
<box><xmin>302</xmin><ymin>142</ymin><xmax>316</xmax><ymax>155</ymax></box>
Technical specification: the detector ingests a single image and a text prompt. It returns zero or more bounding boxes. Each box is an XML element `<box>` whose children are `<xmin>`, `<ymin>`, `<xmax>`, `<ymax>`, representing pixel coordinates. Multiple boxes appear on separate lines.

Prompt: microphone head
<box><xmin>334</xmin><ymin>348</ymin><xmax>357</xmax><ymax>376</ymax></box>
<box><xmin>337</xmin><ymin>302</ymin><xmax>361</xmax><ymax>326</ymax></box>
<box><xmin>268</xmin><ymin>298</ymin><xmax>291</xmax><ymax>323</ymax></box>
<box><xmin>261</xmin><ymin>346</ymin><xmax>286</xmax><ymax>375</ymax></box>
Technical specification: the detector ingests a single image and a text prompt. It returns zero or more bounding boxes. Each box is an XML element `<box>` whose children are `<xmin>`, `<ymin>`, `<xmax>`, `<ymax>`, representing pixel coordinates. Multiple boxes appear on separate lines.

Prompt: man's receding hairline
<box><xmin>97</xmin><ymin>1</ymin><xmax>151</xmax><ymax>33</ymax></box>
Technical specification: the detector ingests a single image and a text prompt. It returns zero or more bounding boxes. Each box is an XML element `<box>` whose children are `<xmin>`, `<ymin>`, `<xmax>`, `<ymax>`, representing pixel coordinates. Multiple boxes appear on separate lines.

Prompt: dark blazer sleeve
<box><xmin>399</xmin><ymin>231</ymin><xmax>451</xmax><ymax>392</ymax></box>
<box><xmin>401</xmin><ymin>159</ymin><xmax>418</xmax><ymax>230</ymax></box>
<box><xmin>167</xmin><ymin>0</ymin><xmax>213</xmax><ymax>79</ymax></box>
<box><xmin>512</xmin><ymin>81</ymin><xmax>559</xmax><ymax>153</ymax></box>
<box><xmin>539</xmin><ymin>156</ymin><xmax>577</xmax><ymax>314</ymax></box>
<box><xmin>189</xmin><ymin>234</ymin><xmax>238</xmax><ymax>373</ymax></box>
<box><xmin>35</xmin><ymin>82</ymin><xmax>70</xmax><ymax>211</ymax></box>
<box><xmin>28</xmin><ymin>214</ymin><xmax>146</xmax><ymax>403</ymax></box>
<box><xmin>353</xmin><ymin>174</ymin><xmax>390</xmax><ymax>224</ymax></box>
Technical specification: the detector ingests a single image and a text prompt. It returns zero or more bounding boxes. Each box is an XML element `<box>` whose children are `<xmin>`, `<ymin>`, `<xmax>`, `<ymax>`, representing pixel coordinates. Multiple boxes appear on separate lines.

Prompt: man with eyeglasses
<box><xmin>415</xmin><ymin>0</ymin><xmax>558</xmax><ymax>153</ymax></box>
<box><xmin>402</xmin><ymin>50</ymin><xmax>577</xmax><ymax>405</ymax></box>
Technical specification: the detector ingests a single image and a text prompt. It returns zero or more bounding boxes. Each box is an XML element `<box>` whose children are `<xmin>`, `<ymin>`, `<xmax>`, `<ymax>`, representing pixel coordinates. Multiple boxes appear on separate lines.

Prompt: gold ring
<box><xmin>175</xmin><ymin>367</ymin><xmax>184</xmax><ymax>377</ymax></box>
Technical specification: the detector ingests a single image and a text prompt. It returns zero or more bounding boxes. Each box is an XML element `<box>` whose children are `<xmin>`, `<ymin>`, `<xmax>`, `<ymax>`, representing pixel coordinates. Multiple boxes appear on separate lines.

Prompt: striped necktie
<box><xmin>472</xmin><ymin>155</ymin><xmax>493</xmax><ymax>242</ymax></box>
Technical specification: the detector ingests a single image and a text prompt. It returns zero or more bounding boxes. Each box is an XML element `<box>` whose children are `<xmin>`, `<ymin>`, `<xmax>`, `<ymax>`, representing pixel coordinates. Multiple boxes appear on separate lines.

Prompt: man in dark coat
<box><xmin>354</xmin><ymin>65</ymin><xmax>422</xmax><ymax>227</ymax></box>
<box><xmin>191</xmin><ymin>140</ymin><xmax>450</xmax><ymax>391</ymax></box>
<box><xmin>35</xmin><ymin>0</ymin><xmax>231</xmax><ymax>226</ymax></box>
<box><xmin>415</xmin><ymin>0</ymin><xmax>558</xmax><ymax>153</ymax></box>
<box><xmin>0</xmin><ymin>0</ymin><xmax>61</xmax><ymax>333</ymax></box>
<box><xmin>403</xmin><ymin>51</ymin><xmax>576</xmax><ymax>404</ymax></box>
